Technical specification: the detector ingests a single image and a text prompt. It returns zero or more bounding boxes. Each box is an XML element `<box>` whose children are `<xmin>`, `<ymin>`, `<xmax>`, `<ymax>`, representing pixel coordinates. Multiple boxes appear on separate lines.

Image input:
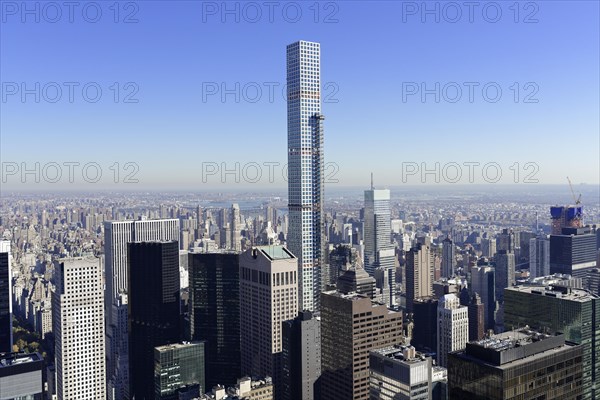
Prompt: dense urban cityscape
<box><xmin>1</xmin><ymin>3</ymin><xmax>599</xmax><ymax>399</ymax></box>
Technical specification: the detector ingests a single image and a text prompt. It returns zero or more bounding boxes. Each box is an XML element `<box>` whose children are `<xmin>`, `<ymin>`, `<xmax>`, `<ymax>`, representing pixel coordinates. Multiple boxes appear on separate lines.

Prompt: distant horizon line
<box><xmin>2</xmin><ymin>183</ymin><xmax>599</xmax><ymax>194</ymax></box>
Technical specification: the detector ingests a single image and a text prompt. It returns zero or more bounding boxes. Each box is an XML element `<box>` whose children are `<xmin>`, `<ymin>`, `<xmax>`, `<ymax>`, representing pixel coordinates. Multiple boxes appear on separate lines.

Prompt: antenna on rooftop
<box><xmin>371</xmin><ymin>173</ymin><xmax>374</xmax><ymax>190</ymax></box>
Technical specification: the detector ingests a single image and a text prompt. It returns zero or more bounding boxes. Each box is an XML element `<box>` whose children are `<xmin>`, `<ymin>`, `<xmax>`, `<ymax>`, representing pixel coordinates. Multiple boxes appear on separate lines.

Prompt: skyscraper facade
<box><xmin>550</xmin><ymin>227</ymin><xmax>597</xmax><ymax>282</ymax></box>
<box><xmin>0</xmin><ymin>352</ymin><xmax>44</xmax><ymax>400</ymax></box>
<box><xmin>448</xmin><ymin>330</ymin><xmax>584</xmax><ymax>400</ymax></box>
<box><xmin>0</xmin><ymin>242</ymin><xmax>12</xmax><ymax>354</ymax></box>
<box><xmin>411</xmin><ymin>297</ymin><xmax>438</xmax><ymax>354</ymax></box>
<box><xmin>467</xmin><ymin>293</ymin><xmax>485</xmax><ymax>341</ymax></box>
<box><xmin>188</xmin><ymin>252</ymin><xmax>241</xmax><ymax>389</ymax></box>
<box><xmin>530</xmin><ymin>234</ymin><xmax>550</xmax><ymax>279</ymax></box>
<box><xmin>53</xmin><ymin>257</ymin><xmax>106</xmax><ymax>400</ymax></box>
<box><xmin>494</xmin><ymin>250</ymin><xmax>515</xmax><ymax>302</ymax></box>
<box><xmin>504</xmin><ymin>285</ymin><xmax>600</xmax><ymax>400</ymax></box>
<box><xmin>154</xmin><ymin>342</ymin><xmax>206</xmax><ymax>399</ymax></box>
<box><xmin>437</xmin><ymin>293</ymin><xmax>469</xmax><ymax>368</ymax></box>
<box><xmin>286</xmin><ymin>40</ymin><xmax>325</xmax><ymax>312</ymax></box>
<box><xmin>104</xmin><ymin>218</ymin><xmax>179</xmax><ymax>399</ymax></box>
<box><xmin>281</xmin><ymin>311</ymin><xmax>322</xmax><ymax>400</ymax></box>
<box><xmin>406</xmin><ymin>243</ymin><xmax>434</xmax><ymax>313</ymax></box>
<box><xmin>231</xmin><ymin>203</ymin><xmax>241</xmax><ymax>251</ymax></box>
<box><xmin>128</xmin><ymin>240</ymin><xmax>181</xmax><ymax>400</ymax></box>
<box><xmin>441</xmin><ymin>237</ymin><xmax>455</xmax><ymax>278</ymax></box>
<box><xmin>470</xmin><ymin>264</ymin><xmax>496</xmax><ymax>330</ymax></box>
<box><xmin>240</xmin><ymin>246</ymin><xmax>299</xmax><ymax>394</ymax></box>
<box><xmin>321</xmin><ymin>291</ymin><xmax>403</xmax><ymax>400</ymax></box>
<box><xmin>363</xmin><ymin>186</ymin><xmax>394</xmax><ymax>275</ymax></box>
<box><xmin>369</xmin><ymin>346</ymin><xmax>433</xmax><ymax>400</ymax></box>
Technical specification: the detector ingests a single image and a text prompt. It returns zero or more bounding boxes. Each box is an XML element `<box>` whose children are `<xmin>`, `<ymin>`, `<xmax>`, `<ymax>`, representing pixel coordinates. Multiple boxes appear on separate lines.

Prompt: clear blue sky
<box><xmin>1</xmin><ymin>0</ymin><xmax>598</xmax><ymax>190</ymax></box>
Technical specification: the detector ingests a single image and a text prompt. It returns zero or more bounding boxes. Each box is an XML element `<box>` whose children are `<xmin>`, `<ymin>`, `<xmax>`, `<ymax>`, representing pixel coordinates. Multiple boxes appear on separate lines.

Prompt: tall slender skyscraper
<box><xmin>53</xmin><ymin>257</ymin><xmax>106</xmax><ymax>399</ymax></box>
<box><xmin>128</xmin><ymin>241</ymin><xmax>181</xmax><ymax>400</ymax></box>
<box><xmin>287</xmin><ymin>40</ymin><xmax>325</xmax><ymax>312</ymax></box>
<box><xmin>231</xmin><ymin>203</ymin><xmax>241</xmax><ymax>251</ymax></box>
<box><xmin>103</xmin><ymin>218</ymin><xmax>179</xmax><ymax>399</ymax></box>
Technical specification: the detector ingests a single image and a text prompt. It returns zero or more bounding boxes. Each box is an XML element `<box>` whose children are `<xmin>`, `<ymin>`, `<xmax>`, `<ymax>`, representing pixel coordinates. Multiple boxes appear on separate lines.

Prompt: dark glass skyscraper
<box><xmin>550</xmin><ymin>227</ymin><xmax>597</xmax><ymax>282</ymax></box>
<box><xmin>504</xmin><ymin>285</ymin><xmax>600</xmax><ymax>400</ymax></box>
<box><xmin>449</xmin><ymin>330</ymin><xmax>583</xmax><ymax>400</ymax></box>
<box><xmin>0</xmin><ymin>250</ymin><xmax>11</xmax><ymax>354</ymax></box>
<box><xmin>188</xmin><ymin>252</ymin><xmax>241</xmax><ymax>389</ymax></box>
<box><xmin>154</xmin><ymin>342</ymin><xmax>205</xmax><ymax>399</ymax></box>
<box><xmin>128</xmin><ymin>240</ymin><xmax>181</xmax><ymax>400</ymax></box>
<box><xmin>411</xmin><ymin>297</ymin><xmax>438</xmax><ymax>354</ymax></box>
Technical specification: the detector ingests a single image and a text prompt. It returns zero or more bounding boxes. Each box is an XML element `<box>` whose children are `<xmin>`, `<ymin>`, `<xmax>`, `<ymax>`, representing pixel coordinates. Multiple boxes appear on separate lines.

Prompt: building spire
<box><xmin>371</xmin><ymin>172</ymin><xmax>374</xmax><ymax>190</ymax></box>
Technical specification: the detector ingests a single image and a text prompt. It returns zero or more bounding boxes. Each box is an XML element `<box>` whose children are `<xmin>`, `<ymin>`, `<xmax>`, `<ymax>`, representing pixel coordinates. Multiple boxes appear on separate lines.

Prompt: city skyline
<box><xmin>1</xmin><ymin>4</ymin><xmax>599</xmax><ymax>399</ymax></box>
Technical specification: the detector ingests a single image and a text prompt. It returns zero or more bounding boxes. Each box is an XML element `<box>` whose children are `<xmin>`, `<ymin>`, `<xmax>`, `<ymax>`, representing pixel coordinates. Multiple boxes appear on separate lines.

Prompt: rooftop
<box><xmin>372</xmin><ymin>345</ymin><xmax>430</xmax><ymax>364</ymax></box>
<box><xmin>506</xmin><ymin>285</ymin><xmax>599</xmax><ymax>302</ymax></box>
<box><xmin>255</xmin><ymin>245</ymin><xmax>296</xmax><ymax>260</ymax></box>
<box><xmin>0</xmin><ymin>352</ymin><xmax>43</xmax><ymax>368</ymax></box>
<box><xmin>459</xmin><ymin>329</ymin><xmax>579</xmax><ymax>368</ymax></box>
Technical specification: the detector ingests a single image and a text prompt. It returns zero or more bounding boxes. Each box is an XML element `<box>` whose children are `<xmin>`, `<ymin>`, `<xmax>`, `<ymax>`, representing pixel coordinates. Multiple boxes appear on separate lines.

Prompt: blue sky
<box><xmin>1</xmin><ymin>0</ymin><xmax>599</xmax><ymax>190</ymax></box>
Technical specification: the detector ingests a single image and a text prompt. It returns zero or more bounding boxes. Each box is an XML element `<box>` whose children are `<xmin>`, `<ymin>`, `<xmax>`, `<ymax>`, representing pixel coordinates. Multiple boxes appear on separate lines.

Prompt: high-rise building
<box><xmin>441</xmin><ymin>237</ymin><xmax>455</xmax><ymax>278</ymax></box>
<box><xmin>286</xmin><ymin>40</ymin><xmax>325</xmax><ymax>312</ymax></box>
<box><xmin>530</xmin><ymin>234</ymin><xmax>550</xmax><ymax>279</ymax></box>
<box><xmin>448</xmin><ymin>329</ymin><xmax>584</xmax><ymax>400</ymax></box>
<box><xmin>108</xmin><ymin>293</ymin><xmax>128</xmax><ymax>400</ymax></box>
<box><xmin>481</xmin><ymin>237</ymin><xmax>496</xmax><ymax>259</ymax></box>
<box><xmin>550</xmin><ymin>205</ymin><xmax>583</xmax><ymax>235</ymax></box>
<box><xmin>189</xmin><ymin>252</ymin><xmax>241</xmax><ymax>388</ymax></box>
<box><xmin>231</xmin><ymin>203</ymin><xmax>241</xmax><ymax>251</ymax></box>
<box><xmin>0</xmin><ymin>242</ymin><xmax>11</xmax><ymax>354</ymax></box>
<box><xmin>327</xmin><ymin>244</ymin><xmax>361</xmax><ymax>287</ymax></box>
<box><xmin>128</xmin><ymin>241</ymin><xmax>181</xmax><ymax>400</ymax></box>
<box><xmin>374</xmin><ymin>266</ymin><xmax>395</xmax><ymax>307</ymax></box>
<box><xmin>411</xmin><ymin>297</ymin><xmax>438</xmax><ymax>354</ymax></box>
<box><xmin>320</xmin><ymin>291</ymin><xmax>403</xmax><ymax>400</ymax></box>
<box><xmin>550</xmin><ymin>227</ymin><xmax>597</xmax><ymax>283</ymax></box>
<box><xmin>467</xmin><ymin>293</ymin><xmax>485</xmax><ymax>341</ymax></box>
<box><xmin>0</xmin><ymin>352</ymin><xmax>44</xmax><ymax>400</ymax></box>
<box><xmin>496</xmin><ymin>229</ymin><xmax>515</xmax><ymax>252</ymax></box>
<box><xmin>53</xmin><ymin>257</ymin><xmax>106</xmax><ymax>399</ymax></box>
<box><xmin>405</xmin><ymin>243</ymin><xmax>434</xmax><ymax>313</ymax></box>
<box><xmin>504</xmin><ymin>285</ymin><xmax>599</xmax><ymax>399</ymax></box>
<box><xmin>336</xmin><ymin>265</ymin><xmax>376</xmax><ymax>298</ymax></box>
<box><xmin>154</xmin><ymin>342</ymin><xmax>206</xmax><ymax>399</ymax></box>
<box><xmin>363</xmin><ymin>185</ymin><xmax>394</xmax><ymax>275</ymax></box>
<box><xmin>436</xmin><ymin>294</ymin><xmax>469</xmax><ymax>368</ymax></box>
<box><xmin>494</xmin><ymin>250</ymin><xmax>515</xmax><ymax>302</ymax></box>
<box><xmin>240</xmin><ymin>246</ymin><xmax>298</xmax><ymax>395</ymax></box>
<box><xmin>104</xmin><ymin>218</ymin><xmax>179</xmax><ymax>399</ymax></box>
<box><xmin>470</xmin><ymin>264</ymin><xmax>496</xmax><ymax>330</ymax></box>
<box><xmin>369</xmin><ymin>345</ymin><xmax>433</xmax><ymax>400</ymax></box>
<box><xmin>281</xmin><ymin>311</ymin><xmax>321</xmax><ymax>400</ymax></box>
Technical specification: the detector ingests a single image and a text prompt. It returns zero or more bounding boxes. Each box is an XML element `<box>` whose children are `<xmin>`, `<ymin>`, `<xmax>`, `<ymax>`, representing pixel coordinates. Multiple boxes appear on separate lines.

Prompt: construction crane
<box><xmin>566</xmin><ymin>177</ymin><xmax>582</xmax><ymax>205</ymax></box>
